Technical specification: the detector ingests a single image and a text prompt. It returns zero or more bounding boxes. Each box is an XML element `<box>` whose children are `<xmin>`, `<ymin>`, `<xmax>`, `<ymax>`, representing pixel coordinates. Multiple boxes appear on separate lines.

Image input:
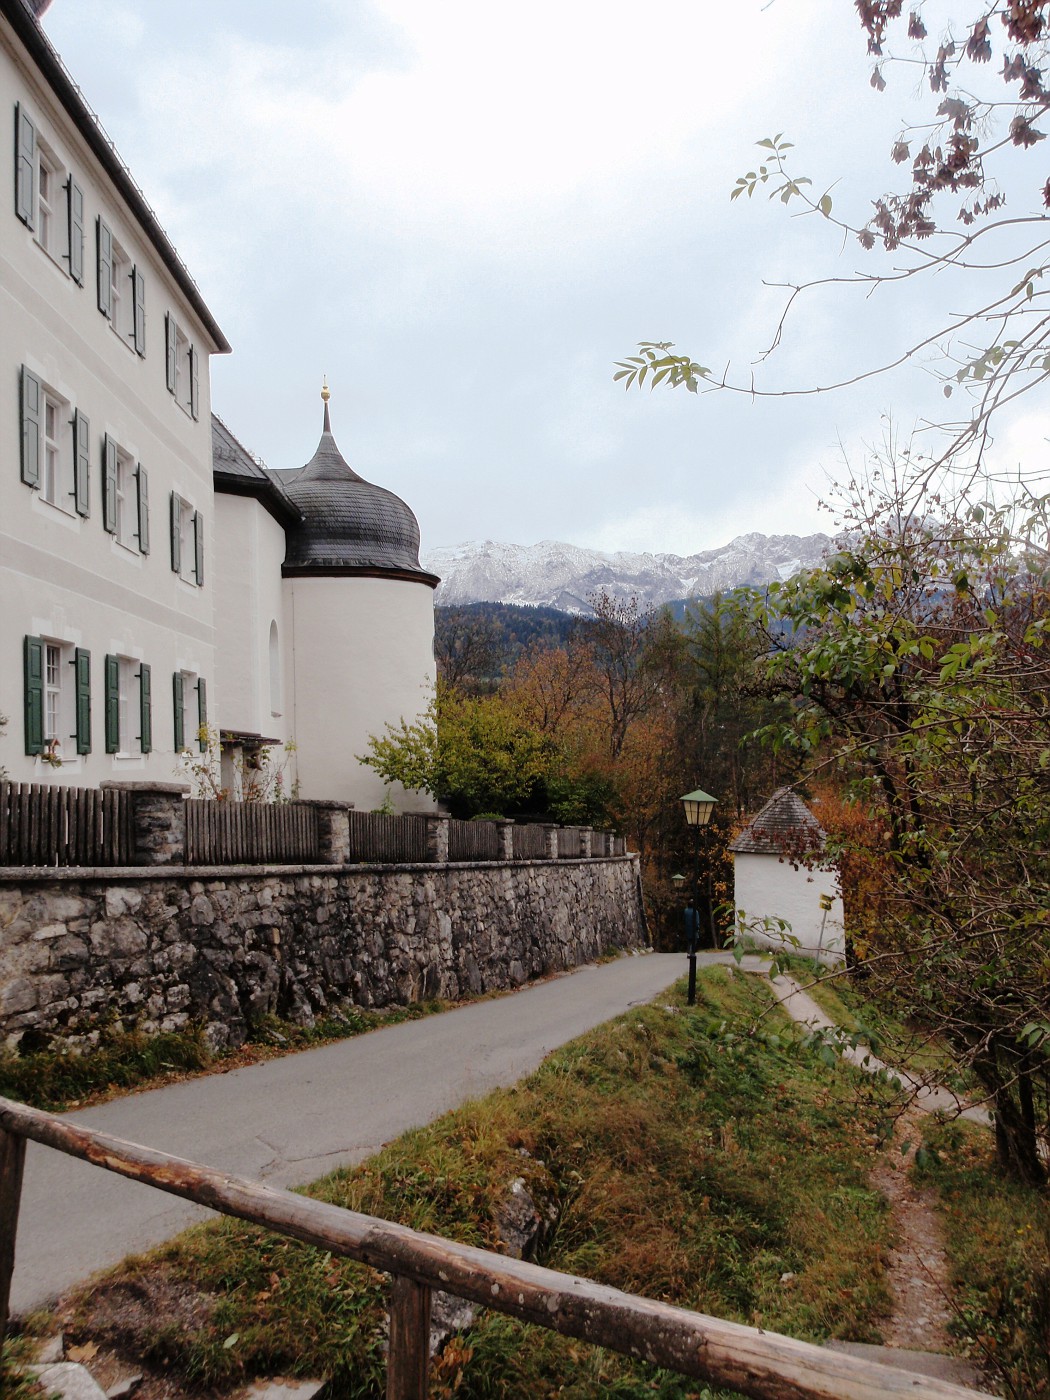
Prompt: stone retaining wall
<box><xmin>0</xmin><ymin>857</ymin><xmax>646</xmax><ymax>1049</ymax></box>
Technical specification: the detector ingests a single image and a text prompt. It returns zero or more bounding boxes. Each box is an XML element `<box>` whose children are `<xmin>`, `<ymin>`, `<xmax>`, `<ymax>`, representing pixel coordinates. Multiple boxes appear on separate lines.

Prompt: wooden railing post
<box><xmin>387</xmin><ymin>1273</ymin><xmax>431</xmax><ymax>1399</ymax></box>
<box><xmin>0</xmin><ymin>1125</ymin><xmax>26</xmax><ymax>1341</ymax></box>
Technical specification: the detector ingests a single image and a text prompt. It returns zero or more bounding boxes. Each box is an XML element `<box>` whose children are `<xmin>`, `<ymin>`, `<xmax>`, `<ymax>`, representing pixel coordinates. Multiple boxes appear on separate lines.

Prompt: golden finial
<box><xmin>321</xmin><ymin>376</ymin><xmax>331</xmax><ymax>403</ymax></box>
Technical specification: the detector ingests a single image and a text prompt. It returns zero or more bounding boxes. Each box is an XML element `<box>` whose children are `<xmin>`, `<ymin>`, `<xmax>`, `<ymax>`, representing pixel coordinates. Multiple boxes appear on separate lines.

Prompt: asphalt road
<box><xmin>10</xmin><ymin>951</ymin><xmax>685</xmax><ymax>1312</ymax></box>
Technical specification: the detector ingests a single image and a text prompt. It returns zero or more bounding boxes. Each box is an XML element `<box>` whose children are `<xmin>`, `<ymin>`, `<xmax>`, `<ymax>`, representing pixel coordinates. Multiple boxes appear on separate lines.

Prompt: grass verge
<box><xmin>43</xmin><ymin>967</ymin><xmax>894</xmax><ymax>1399</ymax></box>
<box><xmin>0</xmin><ymin>1003</ymin><xmax>448</xmax><ymax>1113</ymax></box>
<box><xmin>916</xmin><ymin>1117</ymin><xmax>1050</xmax><ymax>1398</ymax></box>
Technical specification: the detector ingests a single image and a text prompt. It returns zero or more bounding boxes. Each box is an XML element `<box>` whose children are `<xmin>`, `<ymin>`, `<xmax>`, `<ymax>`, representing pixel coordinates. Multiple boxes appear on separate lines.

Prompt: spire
<box><xmin>298</xmin><ymin>382</ymin><xmax>363</xmax><ymax>484</ymax></box>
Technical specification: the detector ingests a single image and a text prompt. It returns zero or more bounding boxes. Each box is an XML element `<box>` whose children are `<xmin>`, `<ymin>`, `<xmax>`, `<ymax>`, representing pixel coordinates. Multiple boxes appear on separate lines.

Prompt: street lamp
<box><xmin>680</xmin><ymin>788</ymin><xmax>717</xmax><ymax>1006</ymax></box>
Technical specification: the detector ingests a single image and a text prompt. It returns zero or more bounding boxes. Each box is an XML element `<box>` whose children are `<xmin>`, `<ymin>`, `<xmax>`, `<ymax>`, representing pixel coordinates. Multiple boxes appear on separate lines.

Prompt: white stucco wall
<box><xmin>212</xmin><ymin>494</ymin><xmax>288</xmax><ymax>744</ymax></box>
<box><xmin>284</xmin><ymin>575</ymin><xmax>437</xmax><ymax>811</ymax></box>
<box><xmin>733</xmin><ymin>852</ymin><xmax>846</xmax><ymax>965</ymax></box>
<box><xmin>1</xmin><ymin>23</ymin><xmax>221</xmax><ymax>786</ymax></box>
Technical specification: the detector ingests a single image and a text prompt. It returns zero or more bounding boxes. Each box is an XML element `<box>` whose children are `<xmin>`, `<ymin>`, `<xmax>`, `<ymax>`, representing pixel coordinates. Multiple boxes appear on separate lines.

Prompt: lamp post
<box><xmin>680</xmin><ymin>788</ymin><xmax>716</xmax><ymax>1006</ymax></box>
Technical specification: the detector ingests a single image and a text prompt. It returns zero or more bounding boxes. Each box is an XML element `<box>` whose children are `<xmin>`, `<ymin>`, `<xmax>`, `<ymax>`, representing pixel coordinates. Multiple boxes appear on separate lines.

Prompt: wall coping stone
<box><xmin>0</xmin><ymin>855</ymin><xmax>638</xmax><ymax>884</ymax></box>
<box><xmin>99</xmin><ymin>781</ymin><xmax>191</xmax><ymax>795</ymax></box>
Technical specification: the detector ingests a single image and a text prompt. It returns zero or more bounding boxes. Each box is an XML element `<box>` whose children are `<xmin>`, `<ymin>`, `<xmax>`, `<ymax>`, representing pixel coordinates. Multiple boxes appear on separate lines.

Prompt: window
<box><xmin>103</xmin><ymin>435</ymin><xmax>148</xmax><ymax>551</ymax></box>
<box><xmin>268</xmin><ymin>620</ymin><xmax>282</xmax><ymax>717</ymax></box>
<box><xmin>44</xmin><ymin>642</ymin><xmax>61</xmax><ymax>744</ymax></box>
<box><xmin>19</xmin><ymin>366</ymin><xmax>89</xmax><ymax>516</ymax></box>
<box><xmin>105</xmin><ymin>655</ymin><xmax>151</xmax><ymax>755</ymax></box>
<box><xmin>173</xmin><ymin>671</ymin><xmax>207</xmax><ymax>751</ymax></box>
<box><xmin>37</xmin><ymin>147</ymin><xmax>56</xmax><ymax>257</ymax></box>
<box><xmin>13</xmin><ymin>104</ymin><xmax>81</xmax><ymax>276</ymax></box>
<box><xmin>165</xmin><ymin>314</ymin><xmax>199</xmax><ymax>418</ymax></box>
<box><xmin>23</xmin><ymin>636</ymin><xmax>90</xmax><ymax>758</ymax></box>
<box><xmin>102</xmin><ymin>231</ymin><xmax>145</xmax><ymax>352</ymax></box>
<box><xmin>170</xmin><ymin>493</ymin><xmax>204</xmax><ymax>584</ymax></box>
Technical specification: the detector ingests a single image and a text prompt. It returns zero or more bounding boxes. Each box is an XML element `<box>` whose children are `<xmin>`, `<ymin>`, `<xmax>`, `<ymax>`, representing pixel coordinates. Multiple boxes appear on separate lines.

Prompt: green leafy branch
<box><xmin>613</xmin><ymin>342</ymin><xmax>712</xmax><ymax>393</ymax></box>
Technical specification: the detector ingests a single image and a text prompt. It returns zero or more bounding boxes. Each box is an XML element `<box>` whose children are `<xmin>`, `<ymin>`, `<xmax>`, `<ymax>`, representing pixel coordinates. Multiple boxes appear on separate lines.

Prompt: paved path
<box><xmin>10</xmin><ymin>952</ymin><xmax>685</xmax><ymax>1313</ymax></box>
<box><xmin>769</xmin><ymin>974</ymin><xmax>991</xmax><ymax>1125</ymax></box>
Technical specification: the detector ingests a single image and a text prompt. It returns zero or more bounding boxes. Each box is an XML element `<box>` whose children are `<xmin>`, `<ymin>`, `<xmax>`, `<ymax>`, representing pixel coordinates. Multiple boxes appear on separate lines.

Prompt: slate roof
<box><xmin>279</xmin><ymin>404</ymin><xmax>440</xmax><ymax>586</ymax></box>
<box><xmin>728</xmin><ymin>787</ymin><xmax>826</xmax><ymax>856</ymax></box>
<box><xmin>211</xmin><ymin>416</ymin><xmax>301</xmax><ymax>529</ymax></box>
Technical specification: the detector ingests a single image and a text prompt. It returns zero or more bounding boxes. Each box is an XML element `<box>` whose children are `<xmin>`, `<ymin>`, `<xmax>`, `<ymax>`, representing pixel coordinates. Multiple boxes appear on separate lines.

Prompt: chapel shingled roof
<box><xmin>728</xmin><ymin>787</ymin><xmax>826</xmax><ymax>856</ymax></box>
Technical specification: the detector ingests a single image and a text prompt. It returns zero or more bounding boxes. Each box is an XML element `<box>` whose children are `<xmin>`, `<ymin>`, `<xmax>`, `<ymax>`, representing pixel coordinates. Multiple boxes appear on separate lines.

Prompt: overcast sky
<box><xmin>40</xmin><ymin>0</ymin><xmax>1048</xmax><ymax>558</ymax></box>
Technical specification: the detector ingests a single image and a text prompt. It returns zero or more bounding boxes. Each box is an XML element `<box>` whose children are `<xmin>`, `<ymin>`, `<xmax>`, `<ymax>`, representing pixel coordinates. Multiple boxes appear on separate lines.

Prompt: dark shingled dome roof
<box><xmin>280</xmin><ymin>403</ymin><xmax>439</xmax><ymax>586</ymax></box>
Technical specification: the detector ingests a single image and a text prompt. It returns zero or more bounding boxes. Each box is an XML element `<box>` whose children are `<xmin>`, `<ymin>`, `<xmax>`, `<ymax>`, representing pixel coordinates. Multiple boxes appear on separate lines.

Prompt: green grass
<box><xmin>0</xmin><ymin>1003</ymin><xmax>449</xmax><ymax>1113</ymax></box>
<box><xmin>50</xmin><ymin>968</ymin><xmax>895</xmax><ymax>1398</ymax></box>
<box><xmin>916</xmin><ymin>1117</ymin><xmax>1050</xmax><ymax>1398</ymax></box>
<box><xmin>1</xmin><ymin>1336</ymin><xmax>52</xmax><ymax>1398</ymax></box>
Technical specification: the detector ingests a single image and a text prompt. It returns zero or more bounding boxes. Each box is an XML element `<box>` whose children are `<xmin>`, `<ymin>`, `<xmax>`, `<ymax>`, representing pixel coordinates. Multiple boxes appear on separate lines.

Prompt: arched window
<box><xmin>269</xmin><ymin>619</ymin><xmax>281</xmax><ymax>717</ymax></box>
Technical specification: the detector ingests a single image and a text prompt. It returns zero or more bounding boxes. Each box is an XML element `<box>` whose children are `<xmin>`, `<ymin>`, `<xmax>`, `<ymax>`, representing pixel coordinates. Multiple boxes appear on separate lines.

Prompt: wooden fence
<box><xmin>347</xmin><ymin>810</ymin><xmax>431</xmax><ymax>864</ymax></box>
<box><xmin>185</xmin><ymin>800</ymin><xmax>319</xmax><ymax>865</ymax></box>
<box><xmin>0</xmin><ymin>780</ymin><xmax>630</xmax><ymax>871</ymax></box>
<box><xmin>0</xmin><ymin>781</ymin><xmax>132</xmax><ymax>867</ymax></box>
<box><xmin>448</xmin><ymin>818</ymin><xmax>499</xmax><ymax>862</ymax></box>
<box><xmin>512</xmin><ymin>823</ymin><xmax>548</xmax><ymax>860</ymax></box>
<box><xmin>0</xmin><ymin>1097</ymin><xmax>984</xmax><ymax>1400</ymax></box>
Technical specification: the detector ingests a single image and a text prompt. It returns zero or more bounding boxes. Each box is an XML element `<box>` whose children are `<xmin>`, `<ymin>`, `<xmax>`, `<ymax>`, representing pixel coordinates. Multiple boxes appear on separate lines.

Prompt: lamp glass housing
<box><xmin>681</xmin><ymin>788</ymin><xmax>717</xmax><ymax>828</ymax></box>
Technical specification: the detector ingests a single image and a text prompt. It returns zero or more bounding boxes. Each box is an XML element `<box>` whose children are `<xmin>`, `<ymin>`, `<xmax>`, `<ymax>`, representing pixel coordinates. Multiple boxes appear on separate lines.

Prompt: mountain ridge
<box><xmin>423</xmin><ymin>533</ymin><xmax>835</xmax><ymax>612</ymax></box>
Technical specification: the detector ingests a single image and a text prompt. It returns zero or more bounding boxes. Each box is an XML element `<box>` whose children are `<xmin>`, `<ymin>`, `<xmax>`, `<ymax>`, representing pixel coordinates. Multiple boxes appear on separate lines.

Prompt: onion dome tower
<box><xmin>279</xmin><ymin>383</ymin><xmax>439</xmax><ymax>810</ymax></box>
<box><xmin>282</xmin><ymin>384</ymin><xmax>439</xmax><ymax>585</ymax></box>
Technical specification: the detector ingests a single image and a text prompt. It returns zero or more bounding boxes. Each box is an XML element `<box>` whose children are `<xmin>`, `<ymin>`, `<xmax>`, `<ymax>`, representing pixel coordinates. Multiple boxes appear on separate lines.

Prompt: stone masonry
<box><xmin>0</xmin><ymin>858</ymin><xmax>646</xmax><ymax>1050</ymax></box>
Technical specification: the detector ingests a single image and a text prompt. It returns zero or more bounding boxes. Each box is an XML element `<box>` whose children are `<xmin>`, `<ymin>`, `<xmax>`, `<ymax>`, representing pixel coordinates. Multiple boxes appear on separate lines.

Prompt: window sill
<box><xmin>112</xmin><ymin>538</ymin><xmax>144</xmax><ymax>561</ymax></box>
<box><xmin>30</xmin><ymin>494</ymin><xmax>81</xmax><ymax>530</ymax></box>
<box><xmin>109</xmin><ymin>324</ymin><xmax>137</xmax><ymax>354</ymax></box>
<box><xmin>34</xmin><ymin>239</ymin><xmax>70</xmax><ymax>279</ymax></box>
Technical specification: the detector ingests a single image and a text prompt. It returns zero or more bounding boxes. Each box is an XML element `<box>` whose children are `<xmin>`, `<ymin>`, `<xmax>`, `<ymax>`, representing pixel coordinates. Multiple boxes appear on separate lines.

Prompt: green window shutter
<box><xmin>96</xmin><ymin>217</ymin><xmax>113</xmax><ymax>318</ymax></box>
<box><xmin>136</xmin><ymin>464</ymin><xmax>149</xmax><ymax>553</ymax></box>
<box><xmin>197</xmin><ymin>676</ymin><xmax>207</xmax><ymax>752</ymax></box>
<box><xmin>193</xmin><ymin>510</ymin><xmax>204</xmax><ymax>585</ymax></box>
<box><xmin>189</xmin><ymin>345</ymin><xmax>199</xmax><ymax>420</ymax></box>
<box><xmin>104</xmin><ymin>654</ymin><xmax>120</xmax><ymax>753</ymax></box>
<box><xmin>23</xmin><ymin>635</ymin><xmax>44</xmax><ymax>756</ymax></box>
<box><xmin>170</xmin><ymin>492</ymin><xmax>181</xmax><ymax>573</ymax></box>
<box><xmin>73</xmin><ymin>409</ymin><xmax>90</xmax><ymax>516</ymax></box>
<box><xmin>173</xmin><ymin>671</ymin><xmax>185</xmax><ymax>751</ymax></box>
<box><xmin>74</xmin><ymin>647</ymin><xmax>91</xmax><ymax>755</ymax></box>
<box><xmin>165</xmin><ymin>314</ymin><xmax>177</xmax><ymax>394</ymax></box>
<box><xmin>67</xmin><ymin>177</ymin><xmax>84</xmax><ymax>284</ymax></box>
<box><xmin>20</xmin><ymin>364</ymin><xmax>41</xmax><ymax>488</ymax></box>
<box><xmin>15</xmin><ymin>104</ymin><xmax>36</xmax><ymax>229</ymax></box>
<box><xmin>132</xmin><ymin>266</ymin><xmax>146</xmax><ymax>356</ymax></box>
<box><xmin>102</xmin><ymin>434</ymin><xmax>118</xmax><ymax>533</ymax></box>
<box><xmin>138</xmin><ymin>662</ymin><xmax>152</xmax><ymax>754</ymax></box>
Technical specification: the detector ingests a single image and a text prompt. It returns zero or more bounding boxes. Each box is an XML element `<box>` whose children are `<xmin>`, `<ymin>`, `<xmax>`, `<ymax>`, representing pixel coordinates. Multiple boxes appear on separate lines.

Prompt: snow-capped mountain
<box><xmin>423</xmin><ymin>534</ymin><xmax>835</xmax><ymax>613</ymax></box>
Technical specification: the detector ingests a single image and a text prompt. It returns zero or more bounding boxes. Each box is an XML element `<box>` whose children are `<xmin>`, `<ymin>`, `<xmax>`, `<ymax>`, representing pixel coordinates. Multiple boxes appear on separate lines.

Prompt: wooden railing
<box><xmin>0</xmin><ymin>1098</ymin><xmax>984</xmax><ymax>1400</ymax></box>
<box><xmin>186</xmin><ymin>799</ymin><xmax>319</xmax><ymax>865</ymax></box>
<box><xmin>448</xmin><ymin>818</ymin><xmax>499</xmax><ymax>863</ymax></box>
<box><xmin>347</xmin><ymin>811</ymin><xmax>431</xmax><ymax>863</ymax></box>
<box><xmin>0</xmin><ymin>780</ymin><xmax>132</xmax><ymax>867</ymax></box>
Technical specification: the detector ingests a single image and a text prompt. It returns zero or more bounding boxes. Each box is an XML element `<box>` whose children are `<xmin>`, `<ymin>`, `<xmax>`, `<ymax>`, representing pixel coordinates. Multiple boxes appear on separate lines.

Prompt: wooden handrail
<box><xmin>0</xmin><ymin>1096</ymin><xmax>989</xmax><ymax>1400</ymax></box>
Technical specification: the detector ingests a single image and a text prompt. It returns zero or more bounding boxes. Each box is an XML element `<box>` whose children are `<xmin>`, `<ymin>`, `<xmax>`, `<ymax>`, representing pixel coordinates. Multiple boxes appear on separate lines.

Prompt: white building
<box><xmin>729</xmin><ymin>788</ymin><xmax>845</xmax><ymax>965</ymax></box>
<box><xmin>1</xmin><ymin>0</ymin><xmax>437</xmax><ymax>812</ymax></box>
<box><xmin>213</xmin><ymin>396</ymin><xmax>439</xmax><ymax>811</ymax></box>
